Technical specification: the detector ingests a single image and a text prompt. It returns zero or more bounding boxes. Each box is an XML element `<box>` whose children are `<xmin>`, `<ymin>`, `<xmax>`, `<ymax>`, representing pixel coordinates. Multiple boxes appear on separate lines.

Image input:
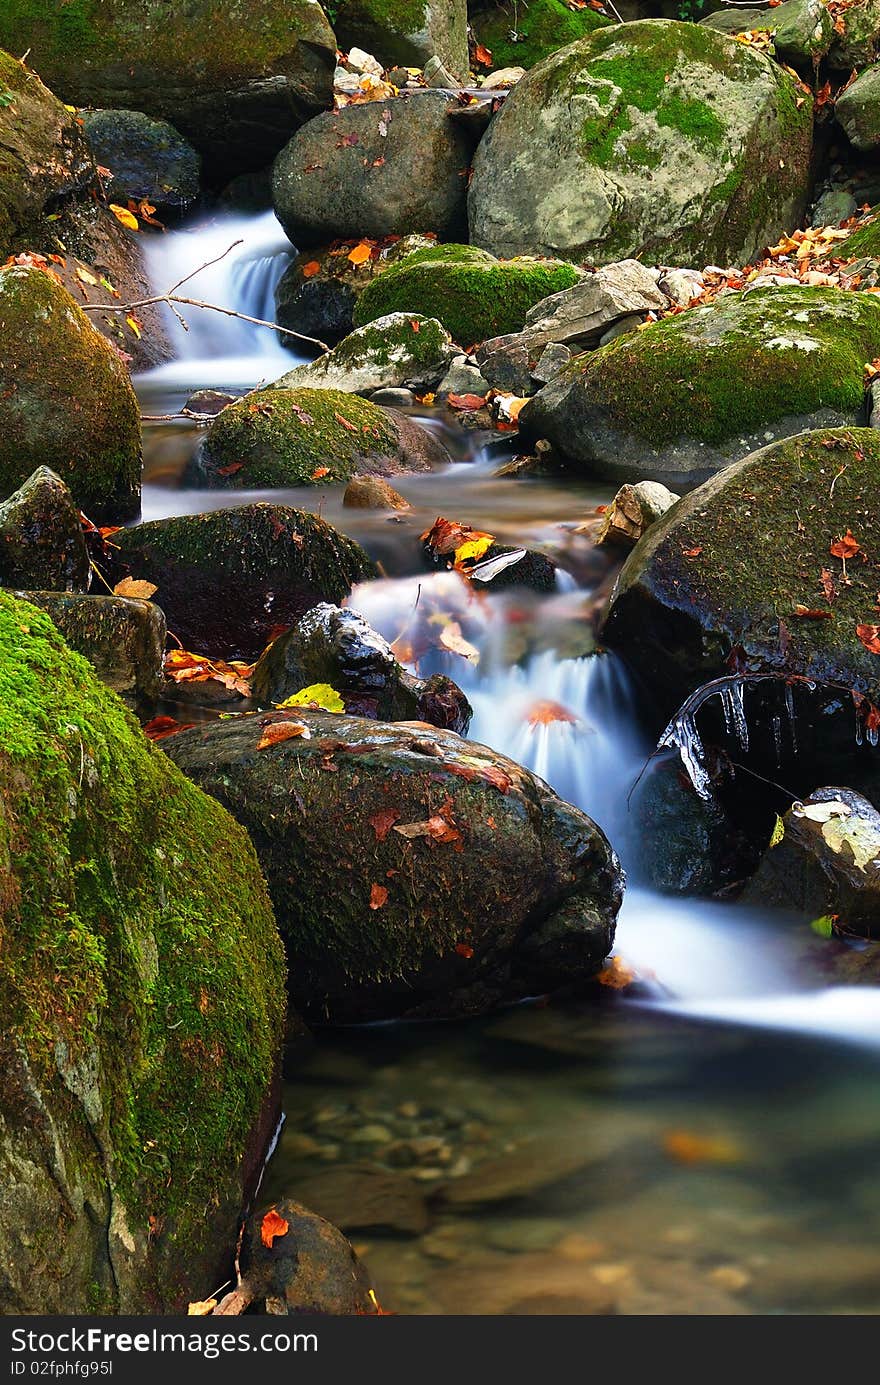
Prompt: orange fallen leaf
<box><xmin>830</xmin><ymin>528</ymin><xmax>860</xmax><ymax>559</ymax></box>
<box><xmin>187</xmin><ymin>1299</ymin><xmax>217</xmax><ymax>1316</ymax></box>
<box><xmin>682</xmin><ymin>546</ymin><xmax>702</xmax><ymax>558</ymax></box>
<box><xmin>348</xmin><ymin>241</ymin><xmax>372</xmax><ymax>265</ymax></box>
<box><xmin>596</xmin><ymin>955</ymin><xmax>636</xmax><ymax>990</ymax></box>
<box><xmin>257</xmin><ymin>720</ymin><xmax>309</xmax><ymax>749</ymax></box>
<box><xmin>447</xmin><ymin>392</ymin><xmax>488</xmax><ymax>410</ymax></box>
<box><xmin>113</xmin><ymin>576</ymin><xmax>158</xmax><ymax>600</ymax></box>
<box><xmin>335</xmin><ymin>412</ymin><xmax>357</xmax><ymax>431</ymax></box>
<box><xmin>302</xmin><ymin>260</ymin><xmax>321</xmax><ymax>278</ymax></box>
<box><xmin>857</xmin><ymin>623</ymin><xmax>880</xmax><ymax>654</ymax></box>
<box><xmin>792</xmin><ymin>605</ymin><xmax>833</xmax><ymax>620</ymax></box>
<box><xmin>260</xmin><ymin>1208</ymin><xmax>289</xmax><ymax>1248</ymax></box>
<box><xmin>143</xmin><ymin>715</ymin><xmax>195</xmax><ymax>741</ymax></box>
<box><xmin>216</xmin><ymin>461</ymin><xmax>244</xmax><ymax>476</ymax></box>
<box><xmin>109</xmin><ymin>203</ymin><xmax>139</xmax><ymax>230</ymax></box>
<box><xmin>311</xmin><ymin>465</ymin><xmax>330</xmax><ymax>479</ymax></box>
<box><xmin>662</xmin><ymin>1130</ymin><xmax>742</xmax><ymax>1166</ymax></box>
<box><xmin>370</xmin><ymin>882</ymin><xmax>389</xmax><ymax>909</ymax></box>
<box><xmin>474</xmin><ymin>42</ymin><xmax>493</xmax><ymax>66</ymax></box>
<box><xmin>369</xmin><ymin>808</ymin><xmax>400</xmax><ymax>840</ymax></box>
<box><xmin>455</xmin><ymin>942</ymin><xmax>474</xmax><ymax>958</ymax></box>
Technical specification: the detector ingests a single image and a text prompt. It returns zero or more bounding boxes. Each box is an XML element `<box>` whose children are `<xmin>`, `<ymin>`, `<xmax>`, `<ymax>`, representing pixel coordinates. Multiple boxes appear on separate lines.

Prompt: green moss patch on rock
<box><xmin>0</xmin><ymin>264</ymin><xmax>141</xmax><ymax>521</ymax></box>
<box><xmin>471</xmin><ymin>0</ymin><xmax>610</xmax><ymax>72</ymax></box>
<box><xmin>275</xmin><ymin>313</ymin><xmax>456</xmax><ymax>393</ymax></box>
<box><xmin>519</xmin><ymin>285</ymin><xmax>880</xmax><ymax>487</ymax></box>
<box><xmin>334</xmin><ymin>0</ymin><xmax>469</xmax><ymax>76</ymax></box>
<box><xmin>0</xmin><ymin>589</ymin><xmax>285</xmax><ymax>1312</ymax></box>
<box><xmin>353</xmin><ymin>243</ymin><xmax>580</xmax><ymax>346</ymax></box>
<box><xmin>199</xmin><ymin>386</ymin><xmax>450</xmax><ymax>489</ymax></box>
<box><xmin>601</xmin><ymin>427</ymin><xmax>880</xmax><ymax>716</ymax></box>
<box><xmin>164</xmin><ymin>710</ymin><xmax>623</xmax><ymax>1023</ymax></box>
<box><xmin>468</xmin><ymin>18</ymin><xmax>813</xmax><ymax>265</ymax></box>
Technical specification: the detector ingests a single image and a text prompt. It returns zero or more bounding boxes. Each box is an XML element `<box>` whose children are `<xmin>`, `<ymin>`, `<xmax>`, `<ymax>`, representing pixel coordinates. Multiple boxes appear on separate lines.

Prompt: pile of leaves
<box><xmin>164</xmin><ymin>648</ymin><xmax>255</xmax><ymax>698</ymax></box>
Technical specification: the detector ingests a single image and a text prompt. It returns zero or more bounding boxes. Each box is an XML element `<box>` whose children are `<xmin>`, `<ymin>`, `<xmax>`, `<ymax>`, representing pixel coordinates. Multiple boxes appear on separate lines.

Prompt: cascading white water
<box><xmin>137</xmin><ymin>210</ymin><xmax>304</xmax><ymax>392</ymax></box>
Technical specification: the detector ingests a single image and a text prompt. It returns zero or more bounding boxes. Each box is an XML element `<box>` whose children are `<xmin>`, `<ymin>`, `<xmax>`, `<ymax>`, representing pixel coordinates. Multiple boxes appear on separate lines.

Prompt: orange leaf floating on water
<box><xmin>143</xmin><ymin>715</ymin><xmax>195</xmax><ymax>741</ymax></box>
<box><xmin>302</xmin><ymin>260</ymin><xmax>321</xmax><ymax>278</ymax></box>
<box><xmin>525</xmin><ymin>699</ymin><xmax>578</xmax><ymax>728</ymax></box>
<box><xmin>830</xmin><ymin>528</ymin><xmax>861</xmax><ymax>559</ymax></box>
<box><xmin>369</xmin><ymin>808</ymin><xmax>400</xmax><ymax>840</ymax></box>
<box><xmin>662</xmin><ymin>1130</ymin><xmax>742</xmax><ymax>1166</ymax></box>
<box><xmin>596</xmin><ymin>955</ymin><xmax>636</xmax><ymax>990</ymax></box>
<box><xmin>857</xmin><ymin>623</ymin><xmax>880</xmax><ymax>654</ymax></box>
<box><xmin>370</xmin><ymin>882</ymin><xmax>389</xmax><ymax>909</ymax></box>
<box><xmin>257</xmin><ymin>720</ymin><xmax>309</xmax><ymax>749</ymax></box>
<box><xmin>348</xmin><ymin>241</ymin><xmax>373</xmax><ymax>265</ymax></box>
<box><xmin>113</xmin><ymin>576</ymin><xmax>158</xmax><ymax>599</ymax></box>
<box><xmin>260</xmin><ymin>1208</ymin><xmax>289</xmax><ymax>1248</ymax></box>
<box><xmin>164</xmin><ymin>648</ymin><xmax>255</xmax><ymax>698</ymax></box>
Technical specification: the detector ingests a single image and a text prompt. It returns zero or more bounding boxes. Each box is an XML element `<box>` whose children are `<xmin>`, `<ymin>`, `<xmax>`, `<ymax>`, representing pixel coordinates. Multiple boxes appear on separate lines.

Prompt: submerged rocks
<box><xmin>0</xmin><ymin>265</ymin><xmax>141</xmax><ymax>522</ymax></box>
<box><xmin>81</xmin><ymin>108</ymin><xmax>200</xmax><ymax>209</ymax></box>
<box><xmin>520</xmin><ymin>287</ymin><xmax>880</xmax><ymax>488</ymax></box>
<box><xmin>164</xmin><ymin>713</ymin><xmax>624</xmax><ymax>1023</ymax></box>
<box><xmin>343</xmin><ymin>475</ymin><xmax>410</xmax><ymax>510</ymax></box>
<box><xmin>743</xmin><ymin>787</ymin><xmax>880</xmax><ymax>934</ymax></box>
<box><xmin>0</xmin><ymin>468</ymin><xmax>89</xmax><ymax>592</ymax></box>
<box><xmin>0</xmin><ymin>1</ymin><xmax>337</xmax><ymax>179</ymax></box>
<box><xmin>198</xmin><ymin>388</ymin><xmax>450</xmax><ymax>488</ymax></box>
<box><xmin>353</xmin><ymin>244</ymin><xmax>580</xmax><ymax>348</ymax></box>
<box><xmin>272</xmin><ymin>92</ymin><xmax>473</xmax><ymax>248</ymax></box>
<box><xmin>111</xmin><ymin>504</ymin><xmax>376</xmax><ymax>661</ymax></box>
<box><xmin>17</xmin><ymin>591</ymin><xmax>166</xmax><ymax>707</ymax></box>
<box><xmin>275</xmin><ymin>314</ymin><xmax>456</xmax><ymax>394</ymax></box>
<box><xmin>468</xmin><ymin>20</ymin><xmax>812</xmax><ymax>266</ymax></box>
<box><xmin>0</xmin><ymin>591</ymin><xmax>285</xmax><ymax>1313</ymax></box>
<box><xmin>601</xmin><ymin>428</ymin><xmax>880</xmax><ymax>719</ymax></box>
<box><xmin>252</xmin><ymin>602</ymin><xmax>472</xmax><ymax>732</ymax></box>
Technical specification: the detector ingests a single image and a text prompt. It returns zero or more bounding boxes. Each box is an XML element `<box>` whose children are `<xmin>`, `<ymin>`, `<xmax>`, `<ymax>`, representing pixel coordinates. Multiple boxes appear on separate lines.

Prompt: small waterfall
<box><xmin>137</xmin><ymin>210</ymin><xmax>302</xmax><ymax>393</ymax></box>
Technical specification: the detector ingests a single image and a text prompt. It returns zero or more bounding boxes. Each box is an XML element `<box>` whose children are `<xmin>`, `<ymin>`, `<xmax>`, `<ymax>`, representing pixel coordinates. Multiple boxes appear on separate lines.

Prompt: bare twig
<box><xmin>79</xmin><ymin>239</ymin><xmax>331</xmax><ymax>354</ymax></box>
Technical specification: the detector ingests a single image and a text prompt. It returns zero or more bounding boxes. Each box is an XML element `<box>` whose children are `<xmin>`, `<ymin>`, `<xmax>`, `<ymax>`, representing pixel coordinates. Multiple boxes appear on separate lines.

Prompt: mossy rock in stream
<box><xmin>0</xmin><ymin>1</ymin><xmax>336</xmax><ymax>179</ymax></box>
<box><xmin>0</xmin><ymin>47</ymin><xmax>96</xmax><ymax>255</ymax></box>
<box><xmin>468</xmin><ymin>19</ymin><xmax>813</xmax><ymax>264</ymax></box>
<box><xmin>353</xmin><ymin>244</ymin><xmax>581</xmax><ymax>347</ymax></box>
<box><xmin>470</xmin><ymin>0</ymin><xmax>611</xmax><ymax>72</ymax></box>
<box><xmin>0</xmin><ymin>264</ymin><xmax>141</xmax><ymax>522</ymax></box>
<box><xmin>111</xmin><ymin>503</ymin><xmax>377</xmax><ymax>661</ymax></box>
<box><xmin>519</xmin><ymin>286</ymin><xmax>880</xmax><ymax>489</ymax></box>
<box><xmin>164</xmin><ymin>711</ymin><xmax>624</xmax><ymax>1023</ymax></box>
<box><xmin>0</xmin><ymin>590</ymin><xmax>286</xmax><ymax>1312</ymax></box>
<box><xmin>198</xmin><ymin>387</ymin><xmax>450</xmax><ymax>489</ymax></box>
<box><xmin>275</xmin><ymin>313</ymin><xmax>456</xmax><ymax>394</ymax></box>
<box><xmin>601</xmin><ymin>428</ymin><xmax>880</xmax><ymax>722</ymax></box>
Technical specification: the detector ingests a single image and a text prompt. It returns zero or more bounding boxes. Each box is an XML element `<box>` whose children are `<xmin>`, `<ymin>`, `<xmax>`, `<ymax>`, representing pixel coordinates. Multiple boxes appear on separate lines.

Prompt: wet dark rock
<box><xmin>164</xmin><ymin>713</ymin><xmax>623</xmax><ymax>1023</ymax></box>
<box><xmin>289</xmin><ymin>1167</ymin><xmax>430</xmax><ymax>1236</ymax></box>
<box><xmin>252</xmin><ymin>603</ymin><xmax>472</xmax><ymax>733</ymax></box>
<box><xmin>272</xmin><ymin>92</ymin><xmax>473</xmax><ymax>248</ymax></box>
<box><xmin>236</xmin><ymin>1200</ymin><xmax>373</xmax><ymax>1315</ymax></box>
<box><xmin>423</xmin><ymin>540</ymin><xmax>557</xmax><ymax>594</ymax></box>
<box><xmin>16</xmin><ymin>592</ymin><xmax>166</xmax><ymax>708</ymax></box>
<box><xmin>111</xmin><ymin>504</ymin><xmax>376</xmax><ymax>661</ymax></box>
<box><xmin>343</xmin><ymin>475</ymin><xmax>410</xmax><ymax>510</ymax></box>
<box><xmin>81</xmin><ymin>109</ymin><xmax>200</xmax><ymax>209</ymax></box>
<box><xmin>742</xmin><ymin>787</ymin><xmax>880</xmax><ymax>934</ymax></box>
<box><xmin>596</xmin><ymin>480</ymin><xmax>680</xmax><ymax>550</ymax></box>
<box><xmin>183</xmin><ymin>389</ymin><xmax>237</xmax><ymax>416</ymax></box>
<box><xmin>474</xmin><ymin>333</ymin><xmax>538</xmax><ymax>395</ymax></box>
<box><xmin>0</xmin><ymin>467</ymin><xmax>89</xmax><ymax>592</ymax></box>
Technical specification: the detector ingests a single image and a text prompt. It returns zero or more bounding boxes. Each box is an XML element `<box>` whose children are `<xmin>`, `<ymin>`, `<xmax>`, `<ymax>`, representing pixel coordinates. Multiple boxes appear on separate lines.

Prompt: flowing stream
<box><xmin>137</xmin><ymin>212</ymin><xmax>880</xmax><ymax>1315</ymax></box>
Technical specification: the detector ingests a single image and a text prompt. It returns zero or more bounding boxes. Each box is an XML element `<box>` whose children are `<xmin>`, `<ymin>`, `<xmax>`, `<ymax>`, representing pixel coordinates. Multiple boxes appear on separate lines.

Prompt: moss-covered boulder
<box><xmin>164</xmin><ymin>711</ymin><xmax>623</xmax><ymax>1022</ymax></box>
<box><xmin>16</xmin><ymin>591</ymin><xmax>166</xmax><ymax>707</ymax></box>
<box><xmin>353</xmin><ymin>244</ymin><xmax>580</xmax><ymax>346</ymax></box>
<box><xmin>470</xmin><ymin>0</ymin><xmax>611</xmax><ymax>72</ymax></box>
<box><xmin>0</xmin><ymin>47</ymin><xmax>95</xmax><ymax>254</ymax></box>
<box><xmin>0</xmin><ymin>1</ymin><xmax>336</xmax><ymax>179</ymax></box>
<box><xmin>198</xmin><ymin>387</ymin><xmax>450</xmax><ymax>491</ymax></box>
<box><xmin>111</xmin><ymin>503</ymin><xmax>377</xmax><ymax>661</ymax></box>
<box><xmin>275</xmin><ymin>313</ymin><xmax>456</xmax><ymax>393</ymax></box>
<box><xmin>0</xmin><ymin>467</ymin><xmax>89</xmax><ymax>592</ymax></box>
<box><xmin>468</xmin><ymin>19</ymin><xmax>813</xmax><ymax>265</ymax></box>
<box><xmin>0</xmin><ymin>264</ymin><xmax>141</xmax><ymax>521</ymax></box>
<box><xmin>700</xmin><ymin>0</ymin><xmax>832</xmax><ymax>66</ymax></box>
<box><xmin>601</xmin><ymin>428</ymin><xmax>880</xmax><ymax>719</ymax></box>
<box><xmin>334</xmin><ymin>0</ymin><xmax>469</xmax><ymax>77</ymax></box>
<box><xmin>835</xmin><ymin>64</ymin><xmax>880</xmax><ymax>151</ymax></box>
<box><xmin>0</xmin><ymin>590</ymin><xmax>285</xmax><ymax>1313</ymax></box>
<box><xmin>81</xmin><ymin>108</ymin><xmax>200</xmax><ymax>209</ymax></box>
<box><xmin>271</xmin><ymin>91</ymin><xmax>472</xmax><ymax>248</ymax></box>
<box><xmin>828</xmin><ymin>0</ymin><xmax>880</xmax><ymax>69</ymax></box>
<box><xmin>519</xmin><ymin>286</ymin><xmax>880</xmax><ymax>489</ymax></box>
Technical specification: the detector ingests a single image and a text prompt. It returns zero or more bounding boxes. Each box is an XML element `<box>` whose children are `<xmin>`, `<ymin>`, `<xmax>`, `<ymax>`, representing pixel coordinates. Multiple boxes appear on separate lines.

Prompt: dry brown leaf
<box><xmin>113</xmin><ymin>577</ymin><xmax>158</xmax><ymax>599</ymax></box>
<box><xmin>256</xmin><ymin>720</ymin><xmax>310</xmax><ymax>749</ymax></box>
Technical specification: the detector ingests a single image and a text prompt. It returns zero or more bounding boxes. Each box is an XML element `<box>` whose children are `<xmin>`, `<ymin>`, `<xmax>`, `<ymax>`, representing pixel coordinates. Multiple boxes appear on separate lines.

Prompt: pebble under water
<box><xmin>138</xmin><ymin>213</ymin><xmax>880</xmax><ymax>1316</ymax></box>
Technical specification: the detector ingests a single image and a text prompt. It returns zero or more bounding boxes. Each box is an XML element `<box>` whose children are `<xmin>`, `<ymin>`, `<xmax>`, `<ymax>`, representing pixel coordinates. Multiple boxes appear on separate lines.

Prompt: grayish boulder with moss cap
<box><xmin>81</xmin><ymin>108</ymin><xmax>200</xmax><ymax>209</ymax></box>
<box><xmin>836</xmin><ymin>65</ymin><xmax>880</xmax><ymax>151</ymax></box>
<box><xmin>165</xmin><ymin>711</ymin><xmax>624</xmax><ymax>1023</ymax></box>
<box><xmin>16</xmin><ymin>591</ymin><xmax>166</xmax><ymax>707</ymax></box>
<box><xmin>275</xmin><ymin>313</ymin><xmax>456</xmax><ymax>394</ymax></box>
<box><xmin>700</xmin><ymin>0</ymin><xmax>833</xmax><ymax>66</ymax></box>
<box><xmin>468</xmin><ymin>19</ymin><xmax>813</xmax><ymax>266</ymax></box>
<box><xmin>0</xmin><ymin>264</ymin><xmax>141</xmax><ymax>522</ymax></box>
<box><xmin>601</xmin><ymin>428</ymin><xmax>880</xmax><ymax>717</ymax></box>
<box><xmin>0</xmin><ymin>590</ymin><xmax>285</xmax><ymax>1312</ymax></box>
<box><xmin>0</xmin><ymin>467</ymin><xmax>89</xmax><ymax>592</ymax></box>
<box><xmin>519</xmin><ymin>285</ymin><xmax>880</xmax><ymax>488</ymax></box>
<box><xmin>333</xmin><ymin>0</ymin><xmax>469</xmax><ymax>78</ymax></box>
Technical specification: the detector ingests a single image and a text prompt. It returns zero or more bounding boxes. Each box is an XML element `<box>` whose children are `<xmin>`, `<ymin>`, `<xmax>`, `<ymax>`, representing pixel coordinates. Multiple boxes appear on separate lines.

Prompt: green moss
<box><xmin>0</xmin><ymin>590</ymin><xmax>285</xmax><ymax>1306</ymax></box>
<box><xmin>334</xmin><ymin>0</ymin><xmax>428</xmax><ymax>42</ymax></box>
<box><xmin>843</xmin><ymin>209</ymin><xmax>880</xmax><ymax>258</ymax></box>
<box><xmin>472</xmin><ymin>0</ymin><xmax>610</xmax><ymax>71</ymax></box>
<box><xmin>201</xmin><ymin>387</ymin><xmax>403</xmax><ymax>486</ymax></box>
<box><xmin>0</xmin><ymin>265</ymin><xmax>141</xmax><ymax>521</ymax></box>
<box><xmin>353</xmin><ymin>244</ymin><xmax>580</xmax><ymax>344</ymax></box>
<box><xmin>332</xmin><ymin>312</ymin><xmax>450</xmax><ymax>369</ymax></box>
<box><xmin>571</xmin><ymin>286</ymin><xmax>880</xmax><ymax>446</ymax></box>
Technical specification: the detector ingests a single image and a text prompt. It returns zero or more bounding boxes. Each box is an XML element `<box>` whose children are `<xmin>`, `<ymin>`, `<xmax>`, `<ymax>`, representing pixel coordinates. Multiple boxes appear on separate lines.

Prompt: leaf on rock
<box><xmin>662</xmin><ymin>1130</ymin><xmax>742</xmax><ymax>1166</ymax></box>
<box><xmin>143</xmin><ymin>715</ymin><xmax>195</xmax><ymax>741</ymax></box>
<box><xmin>455</xmin><ymin>942</ymin><xmax>474</xmax><ymax>958</ymax></box>
<box><xmin>857</xmin><ymin>623</ymin><xmax>880</xmax><ymax>654</ymax></box>
<box><xmin>447</xmin><ymin>392</ymin><xmax>488</xmax><ymax>411</ymax></box>
<box><xmin>187</xmin><ymin>1299</ymin><xmax>217</xmax><ymax>1316</ymax></box>
<box><xmin>260</xmin><ymin>1208</ymin><xmax>289</xmax><ymax>1248</ymax></box>
<box><xmin>821</xmin><ymin>814</ymin><xmax>880</xmax><ymax>871</ymax></box>
<box><xmin>257</xmin><ymin>720</ymin><xmax>310</xmax><ymax>749</ymax></box>
<box><xmin>113</xmin><ymin>577</ymin><xmax>158</xmax><ymax>599</ymax></box>
<box><xmin>369</xmin><ymin>808</ymin><xmax>400</xmax><ymax>840</ymax></box>
<box><xmin>792</xmin><ymin>604</ymin><xmax>833</xmax><ymax>620</ymax></box>
<box><xmin>830</xmin><ymin>528</ymin><xmax>860</xmax><ymax>559</ymax></box>
<box><xmin>596</xmin><ymin>955</ymin><xmax>636</xmax><ymax>990</ymax></box>
<box><xmin>810</xmin><ymin>914</ymin><xmax>835</xmax><ymax>938</ymax></box>
<box><xmin>277</xmin><ymin>683</ymin><xmax>345</xmax><ymax>713</ymax></box>
<box><xmin>769</xmin><ymin>814</ymin><xmax>785</xmax><ymax>848</ymax></box>
<box><xmin>474</xmin><ymin>42</ymin><xmax>493</xmax><ymax>66</ymax></box>
<box><xmin>820</xmin><ymin>568</ymin><xmax>836</xmax><ymax>603</ymax></box>
<box><xmin>370</xmin><ymin>882</ymin><xmax>389</xmax><ymax>909</ymax></box>
<box><xmin>793</xmin><ymin>798</ymin><xmax>851</xmax><ymax>822</ymax></box>
<box><xmin>302</xmin><ymin>260</ymin><xmax>321</xmax><ymax>278</ymax></box>
<box><xmin>109</xmin><ymin>203</ymin><xmax>139</xmax><ymax>230</ymax></box>
<box><xmin>311</xmin><ymin>465</ymin><xmax>330</xmax><ymax>479</ymax></box>
<box><xmin>348</xmin><ymin>241</ymin><xmax>373</xmax><ymax>265</ymax></box>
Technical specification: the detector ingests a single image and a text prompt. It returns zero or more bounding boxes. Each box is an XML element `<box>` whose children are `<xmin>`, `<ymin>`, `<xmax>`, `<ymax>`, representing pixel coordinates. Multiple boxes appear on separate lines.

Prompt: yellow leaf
<box><xmin>276</xmin><ymin>683</ymin><xmax>345</xmax><ymax>713</ymax></box>
<box><xmin>769</xmin><ymin>814</ymin><xmax>785</xmax><ymax>848</ymax></box>
<box><xmin>454</xmin><ymin>534</ymin><xmax>494</xmax><ymax>565</ymax></box>
<box><xmin>113</xmin><ymin>577</ymin><xmax>158</xmax><ymax>599</ymax></box>
<box><xmin>110</xmin><ymin>203</ymin><xmax>139</xmax><ymax>231</ymax></box>
<box><xmin>187</xmin><ymin>1299</ymin><xmax>217</xmax><ymax>1316</ymax></box>
<box><xmin>126</xmin><ymin>314</ymin><xmax>142</xmax><ymax>338</ymax></box>
<box><xmin>75</xmin><ymin>265</ymin><xmax>99</xmax><ymax>286</ymax></box>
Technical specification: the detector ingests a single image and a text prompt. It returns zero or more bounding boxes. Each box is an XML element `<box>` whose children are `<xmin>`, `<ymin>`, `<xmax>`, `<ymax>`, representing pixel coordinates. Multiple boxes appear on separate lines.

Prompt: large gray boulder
<box><xmin>81</xmin><ymin>108</ymin><xmax>200</xmax><ymax>209</ymax></box>
<box><xmin>272</xmin><ymin>91</ymin><xmax>472</xmax><ymax>248</ymax></box>
<box><xmin>700</xmin><ymin>0</ymin><xmax>833</xmax><ymax>65</ymax></box>
<box><xmin>0</xmin><ymin>467</ymin><xmax>89</xmax><ymax>592</ymax></box>
<box><xmin>333</xmin><ymin>0</ymin><xmax>469</xmax><ymax>78</ymax></box>
<box><xmin>468</xmin><ymin>19</ymin><xmax>813</xmax><ymax>266</ymax></box>
<box><xmin>274</xmin><ymin>313</ymin><xmax>456</xmax><ymax>394</ymax></box>
<box><xmin>836</xmin><ymin>65</ymin><xmax>880</xmax><ymax>151</ymax></box>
